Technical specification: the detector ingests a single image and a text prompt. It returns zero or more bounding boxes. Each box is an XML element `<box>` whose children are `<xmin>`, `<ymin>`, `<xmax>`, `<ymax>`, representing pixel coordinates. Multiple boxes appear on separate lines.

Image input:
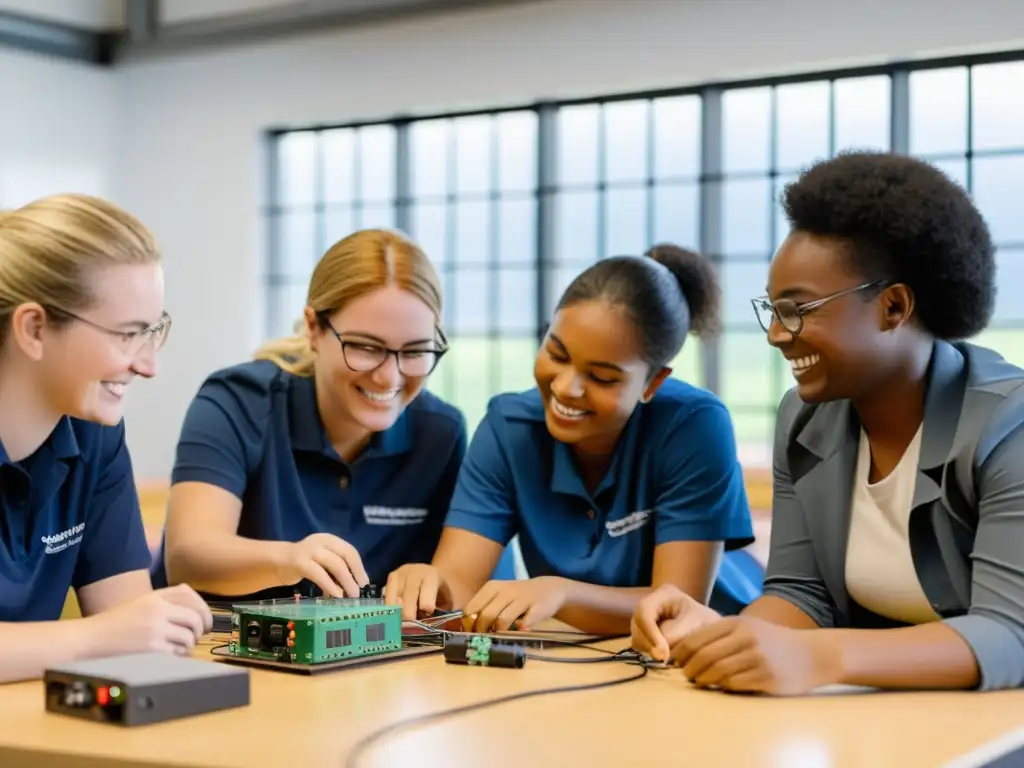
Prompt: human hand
<box><xmin>669</xmin><ymin>616</ymin><xmax>838</xmax><ymax>695</ymax></box>
<box><xmin>83</xmin><ymin>584</ymin><xmax>214</xmax><ymax>657</ymax></box>
<box><xmin>631</xmin><ymin>584</ymin><xmax>721</xmax><ymax>662</ymax></box>
<box><xmin>463</xmin><ymin>576</ymin><xmax>568</xmax><ymax>633</ymax></box>
<box><xmin>384</xmin><ymin>563</ymin><xmax>454</xmax><ymax>621</ymax></box>
<box><xmin>275</xmin><ymin>533</ymin><xmax>369</xmax><ymax>598</ymax></box>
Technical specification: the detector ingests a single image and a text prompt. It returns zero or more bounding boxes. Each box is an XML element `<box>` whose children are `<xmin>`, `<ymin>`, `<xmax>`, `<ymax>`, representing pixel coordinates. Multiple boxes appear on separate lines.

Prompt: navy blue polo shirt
<box><xmin>0</xmin><ymin>417</ymin><xmax>151</xmax><ymax>622</ymax></box>
<box><xmin>445</xmin><ymin>377</ymin><xmax>754</xmax><ymax>589</ymax></box>
<box><xmin>151</xmin><ymin>359</ymin><xmax>510</xmax><ymax>600</ymax></box>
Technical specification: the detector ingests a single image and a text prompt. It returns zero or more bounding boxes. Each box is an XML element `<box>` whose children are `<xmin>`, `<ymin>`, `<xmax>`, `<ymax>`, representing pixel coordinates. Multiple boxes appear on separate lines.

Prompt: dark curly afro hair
<box><xmin>781</xmin><ymin>150</ymin><xmax>996</xmax><ymax>340</ymax></box>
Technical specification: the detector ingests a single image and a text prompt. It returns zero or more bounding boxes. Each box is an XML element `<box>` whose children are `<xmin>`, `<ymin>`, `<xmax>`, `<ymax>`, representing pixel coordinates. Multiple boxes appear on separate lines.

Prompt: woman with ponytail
<box><xmin>154</xmin><ymin>229</ymin><xmax>509</xmax><ymax>602</ymax></box>
<box><xmin>387</xmin><ymin>245</ymin><xmax>753</xmax><ymax>636</ymax></box>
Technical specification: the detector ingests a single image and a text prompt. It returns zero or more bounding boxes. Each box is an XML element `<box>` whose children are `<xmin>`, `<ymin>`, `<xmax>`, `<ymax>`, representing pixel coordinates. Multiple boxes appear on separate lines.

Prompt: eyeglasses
<box><xmin>324</xmin><ymin>321</ymin><xmax>448</xmax><ymax>378</ymax></box>
<box><xmin>47</xmin><ymin>306</ymin><xmax>172</xmax><ymax>357</ymax></box>
<box><xmin>751</xmin><ymin>281</ymin><xmax>886</xmax><ymax>336</ymax></box>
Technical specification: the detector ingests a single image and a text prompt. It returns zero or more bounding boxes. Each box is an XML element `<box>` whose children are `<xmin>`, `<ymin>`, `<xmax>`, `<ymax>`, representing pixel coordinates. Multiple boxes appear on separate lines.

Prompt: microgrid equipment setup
<box><xmin>227</xmin><ymin>592</ymin><xmax>403</xmax><ymax>665</ymax></box>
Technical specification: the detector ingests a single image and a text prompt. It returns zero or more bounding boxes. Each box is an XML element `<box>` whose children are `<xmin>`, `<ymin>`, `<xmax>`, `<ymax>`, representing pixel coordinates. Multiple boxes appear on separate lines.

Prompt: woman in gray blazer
<box><xmin>631</xmin><ymin>150</ymin><xmax>1024</xmax><ymax>694</ymax></box>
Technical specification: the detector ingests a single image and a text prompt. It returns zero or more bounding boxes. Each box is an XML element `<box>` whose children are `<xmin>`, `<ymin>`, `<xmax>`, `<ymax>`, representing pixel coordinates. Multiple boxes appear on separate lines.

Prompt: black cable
<box><xmin>343</xmin><ymin>651</ymin><xmax>650</xmax><ymax>768</ymax></box>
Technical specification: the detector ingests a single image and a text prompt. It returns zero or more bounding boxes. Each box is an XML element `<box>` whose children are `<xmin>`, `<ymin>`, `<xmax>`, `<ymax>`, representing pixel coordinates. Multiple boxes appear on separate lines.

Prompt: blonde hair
<box><xmin>255</xmin><ymin>229</ymin><xmax>444</xmax><ymax>377</ymax></box>
<box><xmin>0</xmin><ymin>193</ymin><xmax>161</xmax><ymax>346</ymax></box>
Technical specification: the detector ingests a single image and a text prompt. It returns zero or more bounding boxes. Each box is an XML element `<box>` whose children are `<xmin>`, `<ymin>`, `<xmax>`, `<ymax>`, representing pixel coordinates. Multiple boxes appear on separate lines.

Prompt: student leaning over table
<box><xmin>153</xmin><ymin>229</ymin><xmax>514</xmax><ymax>602</ymax></box>
<box><xmin>0</xmin><ymin>194</ymin><xmax>213</xmax><ymax>684</ymax></box>
<box><xmin>631</xmin><ymin>151</ymin><xmax>1024</xmax><ymax>694</ymax></box>
<box><xmin>386</xmin><ymin>245</ymin><xmax>754</xmax><ymax>635</ymax></box>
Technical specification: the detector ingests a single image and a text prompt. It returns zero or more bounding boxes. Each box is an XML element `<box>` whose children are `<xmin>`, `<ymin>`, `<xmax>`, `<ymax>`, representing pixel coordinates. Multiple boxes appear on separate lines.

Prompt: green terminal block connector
<box><xmin>227</xmin><ymin>597</ymin><xmax>402</xmax><ymax>665</ymax></box>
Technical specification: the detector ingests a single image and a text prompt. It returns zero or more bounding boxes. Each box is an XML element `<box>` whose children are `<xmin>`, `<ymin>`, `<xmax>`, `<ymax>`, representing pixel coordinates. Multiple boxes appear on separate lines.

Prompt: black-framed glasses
<box><xmin>751</xmin><ymin>281</ymin><xmax>886</xmax><ymax>336</ymax></box>
<box><xmin>47</xmin><ymin>306</ymin><xmax>172</xmax><ymax>357</ymax></box>
<box><xmin>323</xmin><ymin>318</ymin><xmax>448</xmax><ymax>377</ymax></box>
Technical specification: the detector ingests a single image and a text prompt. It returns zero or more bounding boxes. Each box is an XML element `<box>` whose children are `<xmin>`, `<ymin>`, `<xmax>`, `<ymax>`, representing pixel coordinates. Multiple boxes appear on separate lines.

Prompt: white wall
<box><xmin>0</xmin><ymin>0</ymin><xmax>123</xmax><ymax>29</ymax></box>
<box><xmin>0</xmin><ymin>47</ymin><xmax>119</xmax><ymax>208</ymax></box>
<box><xmin>107</xmin><ymin>0</ymin><xmax>1024</xmax><ymax>477</ymax></box>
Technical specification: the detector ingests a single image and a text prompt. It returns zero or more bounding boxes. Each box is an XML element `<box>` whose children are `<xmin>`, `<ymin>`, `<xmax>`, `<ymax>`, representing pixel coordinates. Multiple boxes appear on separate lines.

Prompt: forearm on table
<box><xmin>166</xmin><ymin>535</ymin><xmax>290</xmax><ymax>596</ymax></box>
<box><xmin>742</xmin><ymin>595</ymin><xmax>822</xmax><ymax>629</ymax></box>
<box><xmin>817</xmin><ymin>622</ymin><xmax>980</xmax><ymax>690</ymax></box>
<box><xmin>0</xmin><ymin>620</ymin><xmax>102</xmax><ymax>684</ymax></box>
<box><xmin>555</xmin><ymin>580</ymin><xmax>652</xmax><ymax>635</ymax></box>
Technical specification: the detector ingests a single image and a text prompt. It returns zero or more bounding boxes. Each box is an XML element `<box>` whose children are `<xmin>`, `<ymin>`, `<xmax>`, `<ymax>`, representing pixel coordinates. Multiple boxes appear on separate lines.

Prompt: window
<box><xmin>365</xmin><ymin>622</ymin><xmax>385</xmax><ymax>642</ymax></box>
<box><xmin>267</xmin><ymin>52</ymin><xmax>1024</xmax><ymax>467</ymax></box>
<box><xmin>718</xmin><ymin>76</ymin><xmax>891</xmax><ymax>465</ymax></box>
<box><xmin>909</xmin><ymin>62</ymin><xmax>1024</xmax><ymax>369</ymax></box>
<box><xmin>266</xmin><ymin>126</ymin><xmax>398</xmax><ymax>339</ymax></box>
<box><xmin>405</xmin><ymin>112</ymin><xmax>540</xmax><ymax>430</ymax></box>
<box><xmin>325</xmin><ymin>628</ymin><xmax>352</xmax><ymax>649</ymax></box>
<box><xmin>550</xmin><ymin>97</ymin><xmax>703</xmax><ymax>392</ymax></box>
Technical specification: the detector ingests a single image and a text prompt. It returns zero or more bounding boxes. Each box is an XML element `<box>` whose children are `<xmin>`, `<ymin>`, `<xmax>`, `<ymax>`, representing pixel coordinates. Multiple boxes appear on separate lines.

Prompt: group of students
<box><xmin>1</xmin><ymin>150</ymin><xmax>1023</xmax><ymax>698</ymax></box>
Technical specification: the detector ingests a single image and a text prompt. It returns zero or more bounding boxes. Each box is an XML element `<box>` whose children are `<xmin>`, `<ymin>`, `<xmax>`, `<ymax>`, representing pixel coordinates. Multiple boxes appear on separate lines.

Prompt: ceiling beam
<box><xmin>0</xmin><ymin>9</ymin><xmax>120</xmax><ymax>65</ymax></box>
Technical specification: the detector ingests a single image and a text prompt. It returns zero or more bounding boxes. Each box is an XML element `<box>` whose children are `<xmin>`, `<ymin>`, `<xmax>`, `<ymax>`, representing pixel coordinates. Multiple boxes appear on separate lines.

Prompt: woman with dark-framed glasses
<box><xmin>0</xmin><ymin>194</ymin><xmax>213</xmax><ymax>684</ymax></box>
<box><xmin>153</xmin><ymin>229</ymin><xmax>513</xmax><ymax>602</ymax></box>
<box><xmin>633</xmin><ymin>151</ymin><xmax>1024</xmax><ymax>694</ymax></box>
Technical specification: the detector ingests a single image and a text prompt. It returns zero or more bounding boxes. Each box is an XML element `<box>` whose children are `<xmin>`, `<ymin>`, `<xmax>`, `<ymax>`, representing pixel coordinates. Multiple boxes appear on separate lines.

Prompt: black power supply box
<box><xmin>44</xmin><ymin>652</ymin><xmax>250</xmax><ymax>726</ymax></box>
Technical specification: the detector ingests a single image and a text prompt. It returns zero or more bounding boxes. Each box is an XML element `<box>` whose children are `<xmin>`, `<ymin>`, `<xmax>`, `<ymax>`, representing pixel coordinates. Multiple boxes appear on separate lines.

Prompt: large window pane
<box><xmin>721</xmin><ymin>331</ymin><xmax>775</xmax><ymax>409</ymax></box>
<box><xmin>497</xmin><ymin>198</ymin><xmax>536</xmax><ymax>267</ymax></box>
<box><xmin>357</xmin><ymin>203</ymin><xmax>396</xmax><ymax>231</ymax></box>
<box><xmin>454</xmin><ymin>199</ymin><xmax>490</xmax><ymax>266</ymax></box>
<box><xmin>445</xmin><ymin>338</ymin><xmax>494</xmax><ymax>431</ymax></box>
<box><xmin>972</xmin><ymin>156</ymin><xmax>1024</xmax><ymax>245</ymax></box>
<box><xmin>274</xmin><ymin>212</ymin><xmax>317</xmax><ymax>278</ymax></box>
<box><xmin>451</xmin><ymin>270</ymin><xmax>490</xmax><ymax>335</ymax></box>
<box><xmin>497</xmin><ymin>338</ymin><xmax>538</xmax><ymax>394</ymax></box>
<box><xmin>993</xmin><ymin>249</ymin><xmax>1024</xmax><ymax>323</ymax></box>
<box><xmin>455</xmin><ymin>116</ymin><xmax>492</xmax><ymax>195</ymax></box>
<box><xmin>358</xmin><ymin>125</ymin><xmax>396</xmax><ymax>202</ymax></box>
<box><xmin>268</xmin><ymin>282</ymin><xmax>309</xmax><ymax>340</ymax></box>
<box><xmin>323</xmin><ymin>207</ymin><xmax>355</xmax><ymax>248</ymax></box>
<box><xmin>773</xmin><ymin>173</ymin><xmax>798</xmax><ymax>251</ymax></box>
<box><xmin>653</xmin><ymin>95</ymin><xmax>701</xmax><ymax>180</ymax></box>
<box><xmin>909</xmin><ymin>67</ymin><xmax>968</xmax><ymax>156</ymax></box>
<box><xmin>732</xmin><ymin>410</ymin><xmax>775</xmax><ymax>467</ymax></box>
<box><xmin>497</xmin><ymin>111</ymin><xmax>538</xmax><ymax>193</ymax></box>
<box><xmin>556</xmin><ymin>191</ymin><xmax>598</xmax><ymax>263</ymax></box>
<box><xmin>833</xmin><ymin>76</ymin><xmax>890</xmax><ymax>152</ymax></box>
<box><xmin>497</xmin><ymin>268</ymin><xmax>538</xmax><ymax>334</ymax></box>
<box><xmin>722</xmin><ymin>261</ymin><xmax>770</xmax><ymax>327</ymax></box>
<box><xmin>972</xmin><ymin>62</ymin><xmax>1024</xmax><ymax>153</ymax></box>
<box><xmin>410</xmin><ymin>119</ymin><xmax>449</xmax><ymax>198</ymax></box>
<box><xmin>410</xmin><ymin>202</ymin><xmax>448</xmax><ymax>269</ymax></box>
<box><xmin>557</xmin><ymin>105</ymin><xmax>599</xmax><ymax>186</ymax></box>
<box><xmin>276</xmin><ymin>132</ymin><xmax>317</xmax><ymax>206</ymax></box>
<box><xmin>604</xmin><ymin>100</ymin><xmax>649</xmax><ymax>183</ymax></box>
<box><xmin>668</xmin><ymin>338</ymin><xmax>702</xmax><ymax>388</ymax></box>
<box><xmin>722</xmin><ymin>178</ymin><xmax>772</xmax><ymax>255</ymax></box>
<box><xmin>776</xmin><ymin>81</ymin><xmax>830</xmax><ymax>173</ymax></box>
<box><xmin>321</xmin><ymin>129</ymin><xmax>355</xmax><ymax>205</ymax></box>
<box><xmin>604</xmin><ymin>187</ymin><xmax>647</xmax><ymax>257</ymax></box>
<box><xmin>545</xmin><ymin>264</ymin><xmax>584</xmax><ymax>318</ymax></box>
<box><xmin>723</xmin><ymin>87</ymin><xmax>772</xmax><ymax>174</ymax></box>
<box><xmin>653</xmin><ymin>183</ymin><xmax>699</xmax><ymax>250</ymax></box>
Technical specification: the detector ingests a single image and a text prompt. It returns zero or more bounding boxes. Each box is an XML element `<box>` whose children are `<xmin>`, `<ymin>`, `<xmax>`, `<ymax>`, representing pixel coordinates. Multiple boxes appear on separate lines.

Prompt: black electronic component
<box><xmin>44</xmin><ymin>652</ymin><xmax>250</xmax><ymax>726</ymax></box>
<box><xmin>360</xmin><ymin>583</ymin><xmax>381</xmax><ymax>599</ymax></box>
<box><xmin>443</xmin><ymin>635</ymin><xmax>525</xmax><ymax>669</ymax></box>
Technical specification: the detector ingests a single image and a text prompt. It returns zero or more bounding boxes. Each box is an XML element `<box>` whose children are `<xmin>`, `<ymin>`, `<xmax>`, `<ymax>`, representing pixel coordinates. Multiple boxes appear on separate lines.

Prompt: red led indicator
<box><xmin>96</xmin><ymin>686</ymin><xmax>110</xmax><ymax>706</ymax></box>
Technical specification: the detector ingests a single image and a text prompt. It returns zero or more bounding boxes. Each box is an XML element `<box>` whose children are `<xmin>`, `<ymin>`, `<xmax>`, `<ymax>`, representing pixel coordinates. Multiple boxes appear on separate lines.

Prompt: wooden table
<box><xmin>1</xmin><ymin>633</ymin><xmax>1024</xmax><ymax>767</ymax></box>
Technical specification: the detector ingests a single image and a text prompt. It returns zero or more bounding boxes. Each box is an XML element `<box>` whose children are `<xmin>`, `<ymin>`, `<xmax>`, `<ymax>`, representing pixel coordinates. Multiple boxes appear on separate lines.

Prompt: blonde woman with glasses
<box><xmin>0</xmin><ymin>194</ymin><xmax>212</xmax><ymax>684</ymax></box>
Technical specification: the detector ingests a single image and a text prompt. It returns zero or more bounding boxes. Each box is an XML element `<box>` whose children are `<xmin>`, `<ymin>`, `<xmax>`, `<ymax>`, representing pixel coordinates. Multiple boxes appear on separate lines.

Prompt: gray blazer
<box><xmin>764</xmin><ymin>340</ymin><xmax>1024</xmax><ymax>691</ymax></box>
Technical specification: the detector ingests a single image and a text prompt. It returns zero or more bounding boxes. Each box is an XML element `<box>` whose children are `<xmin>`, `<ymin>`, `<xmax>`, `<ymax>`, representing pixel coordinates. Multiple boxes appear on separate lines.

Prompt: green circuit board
<box><xmin>227</xmin><ymin>597</ymin><xmax>403</xmax><ymax>665</ymax></box>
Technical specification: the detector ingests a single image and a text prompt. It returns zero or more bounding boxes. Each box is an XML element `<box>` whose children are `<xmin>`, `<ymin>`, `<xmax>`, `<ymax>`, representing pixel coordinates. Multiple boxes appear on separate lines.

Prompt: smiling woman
<box><xmin>154</xmin><ymin>229</ymin><xmax>513</xmax><ymax>604</ymax></box>
<box><xmin>385</xmin><ymin>244</ymin><xmax>756</xmax><ymax>636</ymax></box>
<box><xmin>0</xmin><ymin>193</ymin><xmax>212</xmax><ymax>684</ymax></box>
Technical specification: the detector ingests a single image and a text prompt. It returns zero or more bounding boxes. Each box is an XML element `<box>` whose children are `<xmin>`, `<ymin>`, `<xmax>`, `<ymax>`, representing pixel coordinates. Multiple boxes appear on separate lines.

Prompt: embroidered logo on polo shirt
<box><xmin>605</xmin><ymin>509</ymin><xmax>651</xmax><ymax>538</ymax></box>
<box><xmin>40</xmin><ymin>522</ymin><xmax>85</xmax><ymax>555</ymax></box>
<box><xmin>363</xmin><ymin>506</ymin><xmax>429</xmax><ymax>526</ymax></box>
